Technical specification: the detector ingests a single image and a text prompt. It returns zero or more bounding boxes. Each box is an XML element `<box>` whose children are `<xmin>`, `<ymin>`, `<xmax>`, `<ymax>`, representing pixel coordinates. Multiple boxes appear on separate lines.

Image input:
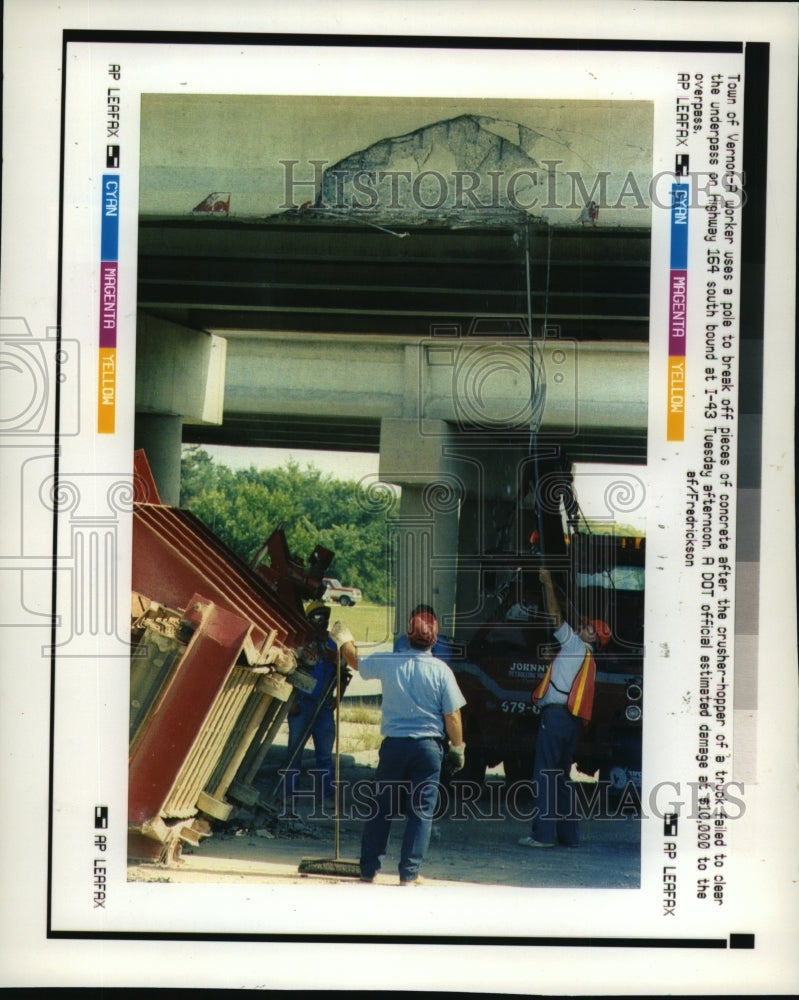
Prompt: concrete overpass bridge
<box><xmin>134</xmin><ymin>213</ymin><xmax>650</xmax><ymax>633</ymax></box>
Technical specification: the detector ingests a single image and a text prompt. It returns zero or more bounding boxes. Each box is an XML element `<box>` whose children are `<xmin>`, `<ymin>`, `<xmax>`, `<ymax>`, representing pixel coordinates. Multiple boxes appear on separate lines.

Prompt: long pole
<box><xmin>334</xmin><ymin>647</ymin><xmax>342</xmax><ymax>859</ymax></box>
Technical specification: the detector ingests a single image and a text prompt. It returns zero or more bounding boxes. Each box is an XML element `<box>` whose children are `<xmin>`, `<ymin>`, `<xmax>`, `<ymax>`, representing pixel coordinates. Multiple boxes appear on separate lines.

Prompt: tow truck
<box><xmin>450</xmin><ymin>447</ymin><xmax>645</xmax><ymax>796</ymax></box>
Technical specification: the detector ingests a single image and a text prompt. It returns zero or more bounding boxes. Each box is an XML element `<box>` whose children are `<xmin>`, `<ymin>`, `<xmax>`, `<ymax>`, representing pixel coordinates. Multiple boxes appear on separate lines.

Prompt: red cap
<box><xmin>407</xmin><ymin>611</ymin><xmax>439</xmax><ymax>649</ymax></box>
<box><xmin>582</xmin><ymin>618</ymin><xmax>611</xmax><ymax>648</ymax></box>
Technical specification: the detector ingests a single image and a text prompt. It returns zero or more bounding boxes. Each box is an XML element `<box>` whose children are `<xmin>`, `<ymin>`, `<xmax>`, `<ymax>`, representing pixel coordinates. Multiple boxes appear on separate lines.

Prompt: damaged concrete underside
<box><xmin>137</xmin><ymin>108</ymin><xmax>651</xmax><ymax>465</ymax></box>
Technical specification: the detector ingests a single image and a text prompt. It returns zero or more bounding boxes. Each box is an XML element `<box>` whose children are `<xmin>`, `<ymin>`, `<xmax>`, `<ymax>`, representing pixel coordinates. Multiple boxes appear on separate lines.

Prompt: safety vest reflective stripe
<box><xmin>532</xmin><ymin>665</ymin><xmax>552</xmax><ymax>703</ymax></box>
<box><xmin>533</xmin><ymin>647</ymin><xmax>595</xmax><ymax>721</ymax></box>
<box><xmin>569</xmin><ymin>648</ymin><xmax>592</xmax><ymax>715</ymax></box>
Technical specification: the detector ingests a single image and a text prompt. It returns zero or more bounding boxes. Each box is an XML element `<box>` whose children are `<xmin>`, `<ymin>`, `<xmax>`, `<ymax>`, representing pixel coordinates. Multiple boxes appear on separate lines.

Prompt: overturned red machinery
<box><xmin>129</xmin><ymin>451</ymin><xmax>332</xmax><ymax>862</ymax></box>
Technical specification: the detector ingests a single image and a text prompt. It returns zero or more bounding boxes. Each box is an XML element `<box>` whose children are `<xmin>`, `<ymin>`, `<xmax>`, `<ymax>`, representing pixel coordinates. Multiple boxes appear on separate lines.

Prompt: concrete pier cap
<box><xmin>135</xmin><ymin>314</ymin><xmax>227</xmax><ymax>504</ymax></box>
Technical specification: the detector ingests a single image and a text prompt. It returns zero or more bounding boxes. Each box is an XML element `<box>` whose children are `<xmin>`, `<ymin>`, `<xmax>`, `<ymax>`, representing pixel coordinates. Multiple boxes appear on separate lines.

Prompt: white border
<box><xmin>1</xmin><ymin>1</ymin><xmax>797</xmax><ymax>993</ymax></box>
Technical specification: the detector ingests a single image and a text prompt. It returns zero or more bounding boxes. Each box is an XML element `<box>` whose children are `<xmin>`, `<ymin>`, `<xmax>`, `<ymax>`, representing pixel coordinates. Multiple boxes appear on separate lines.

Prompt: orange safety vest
<box><xmin>532</xmin><ymin>646</ymin><xmax>597</xmax><ymax>722</ymax></box>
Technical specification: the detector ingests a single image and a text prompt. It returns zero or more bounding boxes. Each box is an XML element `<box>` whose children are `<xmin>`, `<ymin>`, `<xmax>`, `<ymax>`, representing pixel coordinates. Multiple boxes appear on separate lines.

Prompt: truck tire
<box><xmin>459</xmin><ymin>745</ymin><xmax>487</xmax><ymax>785</ymax></box>
<box><xmin>339</xmin><ymin>595</ymin><xmax>351</xmax><ymax>606</ymax></box>
<box><xmin>503</xmin><ymin>752</ymin><xmax>535</xmax><ymax>785</ymax></box>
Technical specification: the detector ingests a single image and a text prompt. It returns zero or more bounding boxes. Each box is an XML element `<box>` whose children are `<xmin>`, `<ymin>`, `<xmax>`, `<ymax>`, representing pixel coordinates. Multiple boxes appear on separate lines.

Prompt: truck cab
<box><xmin>448</xmin><ymin>450</ymin><xmax>645</xmax><ymax>798</ymax></box>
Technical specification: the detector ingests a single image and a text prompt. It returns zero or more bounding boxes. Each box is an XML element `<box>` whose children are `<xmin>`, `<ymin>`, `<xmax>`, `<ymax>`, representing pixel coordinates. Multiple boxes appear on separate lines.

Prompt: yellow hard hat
<box><xmin>305</xmin><ymin>600</ymin><xmax>329</xmax><ymax>619</ymax></box>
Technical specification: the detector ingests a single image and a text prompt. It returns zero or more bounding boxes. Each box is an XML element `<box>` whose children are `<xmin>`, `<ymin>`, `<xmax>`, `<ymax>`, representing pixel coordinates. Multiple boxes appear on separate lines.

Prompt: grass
<box><xmin>339</xmin><ymin>704</ymin><xmax>381</xmax><ymax>726</ymax></box>
<box><xmin>338</xmin><ymin>721</ymin><xmax>383</xmax><ymax>754</ymax></box>
<box><xmin>338</xmin><ymin>703</ymin><xmax>383</xmax><ymax>754</ymax></box>
<box><xmin>326</xmin><ymin>601</ymin><xmax>395</xmax><ymax>648</ymax></box>
<box><xmin>272</xmin><ymin>705</ymin><xmax>382</xmax><ymax>755</ymax></box>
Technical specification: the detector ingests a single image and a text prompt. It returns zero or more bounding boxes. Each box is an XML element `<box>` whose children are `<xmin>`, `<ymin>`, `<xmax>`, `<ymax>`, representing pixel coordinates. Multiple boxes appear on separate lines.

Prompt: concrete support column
<box><xmin>134</xmin><ymin>314</ymin><xmax>227</xmax><ymax>508</ymax></box>
<box><xmin>389</xmin><ymin>483</ymin><xmax>461</xmax><ymax>638</ymax></box>
<box><xmin>379</xmin><ymin>417</ymin><xmax>463</xmax><ymax>641</ymax></box>
<box><xmin>134</xmin><ymin>414</ymin><xmax>183</xmax><ymax>506</ymax></box>
<box><xmin>450</xmin><ymin>468</ymin><xmax>483</xmax><ymax>637</ymax></box>
<box><xmin>449</xmin><ymin>442</ymin><xmax>532</xmax><ymax>643</ymax></box>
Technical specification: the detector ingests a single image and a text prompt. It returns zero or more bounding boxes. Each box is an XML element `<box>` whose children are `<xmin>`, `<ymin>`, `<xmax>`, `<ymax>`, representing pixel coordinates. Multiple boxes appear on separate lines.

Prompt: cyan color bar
<box><xmin>670</xmin><ymin>184</ymin><xmax>689</xmax><ymax>270</ymax></box>
<box><xmin>100</xmin><ymin>175</ymin><xmax>120</xmax><ymax>262</ymax></box>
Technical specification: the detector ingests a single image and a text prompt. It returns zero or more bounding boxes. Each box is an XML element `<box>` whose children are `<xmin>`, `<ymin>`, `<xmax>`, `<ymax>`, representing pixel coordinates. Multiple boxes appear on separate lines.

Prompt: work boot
<box><xmin>518</xmin><ymin>836</ymin><xmax>554</xmax><ymax>848</ymax></box>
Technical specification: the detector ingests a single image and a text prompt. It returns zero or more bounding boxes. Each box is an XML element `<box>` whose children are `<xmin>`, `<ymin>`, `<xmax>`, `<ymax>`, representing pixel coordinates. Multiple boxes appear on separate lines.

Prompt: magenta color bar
<box><xmin>669</xmin><ymin>269</ymin><xmax>687</xmax><ymax>356</ymax></box>
<box><xmin>99</xmin><ymin>261</ymin><xmax>118</xmax><ymax>348</ymax></box>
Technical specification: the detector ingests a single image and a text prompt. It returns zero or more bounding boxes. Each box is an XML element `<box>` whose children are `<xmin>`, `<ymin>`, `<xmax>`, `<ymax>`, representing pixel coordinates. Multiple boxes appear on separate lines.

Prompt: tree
<box><xmin>179</xmin><ymin>446</ymin><xmax>394</xmax><ymax>603</ymax></box>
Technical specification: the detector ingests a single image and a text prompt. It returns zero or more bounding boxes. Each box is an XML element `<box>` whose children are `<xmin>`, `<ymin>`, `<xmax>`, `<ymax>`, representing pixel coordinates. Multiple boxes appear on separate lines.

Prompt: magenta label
<box><xmin>99</xmin><ymin>261</ymin><xmax>118</xmax><ymax>348</ymax></box>
<box><xmin>669</xmin><ymin>269</ymin><xmax>687</xmax><ymax>355</ymax></box>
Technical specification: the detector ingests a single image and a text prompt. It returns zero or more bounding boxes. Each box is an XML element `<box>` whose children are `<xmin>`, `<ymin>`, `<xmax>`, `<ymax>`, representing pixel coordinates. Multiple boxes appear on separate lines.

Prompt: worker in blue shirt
<box><xmin>333</xmin><ymin>608</ymin><xmax>466</xmax><ymax>885</ymax></box>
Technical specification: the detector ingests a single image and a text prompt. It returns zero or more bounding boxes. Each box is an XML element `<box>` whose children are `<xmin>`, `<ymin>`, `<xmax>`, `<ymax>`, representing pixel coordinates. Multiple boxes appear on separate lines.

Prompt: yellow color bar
<box><xmin>97</xmin><ymin>348</ymin><xmax>116</xmax><ymax>434</ymax></box>
<box><xmin>666</xmin><ymin>356</ymin><xmax>685</xmax><ymax>441</ymax></box>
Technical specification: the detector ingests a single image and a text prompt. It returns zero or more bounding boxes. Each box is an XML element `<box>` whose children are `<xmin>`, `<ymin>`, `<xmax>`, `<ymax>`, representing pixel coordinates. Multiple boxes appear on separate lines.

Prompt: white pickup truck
<box><xmin>322</xmin><ymin>577</ymin><xmax>362</xmax><ymax>606</ymax></box>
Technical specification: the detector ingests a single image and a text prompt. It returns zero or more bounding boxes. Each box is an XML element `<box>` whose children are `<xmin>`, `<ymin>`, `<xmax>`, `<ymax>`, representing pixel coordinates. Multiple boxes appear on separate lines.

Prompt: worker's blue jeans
<box><xmin>530</xmin><ymin>705</ymin><xmax>582</xmax><ymax>846</ymax></box>
<box><xmin>284</xmin><ymin>699</ymin><xmax>335</xmax><ymax>800</ymax></box>
<box><xmin>360</xmin><ymin>736</ymin><xmax>444</xmax><ymax>882</ymax></box>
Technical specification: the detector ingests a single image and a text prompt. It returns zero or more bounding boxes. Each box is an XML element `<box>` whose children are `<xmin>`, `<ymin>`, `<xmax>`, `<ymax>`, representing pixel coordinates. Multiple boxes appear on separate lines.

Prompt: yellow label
<box><xmin>97</xmin><ymin>348</ymin><xmax>116</xmax><ymax>434</ymax></box>
<box><xmin>666</xmin><ymin>356</ymin><xmax>685</xmax><ymax>441</ymax></box>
